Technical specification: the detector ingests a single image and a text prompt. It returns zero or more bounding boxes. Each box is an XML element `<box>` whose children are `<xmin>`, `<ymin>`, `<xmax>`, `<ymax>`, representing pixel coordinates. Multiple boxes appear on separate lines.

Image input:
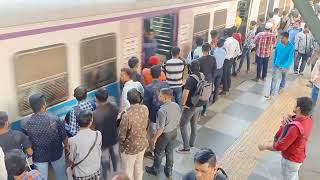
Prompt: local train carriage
<box><xmin>0</xmin><ymin>0</ymin><xmax>293</xmax><ymax>128</ymax></box>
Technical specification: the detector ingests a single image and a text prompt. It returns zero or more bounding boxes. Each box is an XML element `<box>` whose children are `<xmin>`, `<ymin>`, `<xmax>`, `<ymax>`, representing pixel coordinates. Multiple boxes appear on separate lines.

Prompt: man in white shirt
<box><xmin>272</xmin><ymin>8</ymin><xmax>281</xmax><ymax>29</ymax></box>
<box><xmin>221</xmin><ymin>28</ymin><xmax>241</xmax><ymax>95</ymax></box>
<box><xmin>186</xmin><ymin>37</ymin><xmax>204</xmax><ymax>64</ymax></box>
<box><xmin>120</xmin><ymin>68</ymin><xmax>144</xmax><ymax>112</ymax></box>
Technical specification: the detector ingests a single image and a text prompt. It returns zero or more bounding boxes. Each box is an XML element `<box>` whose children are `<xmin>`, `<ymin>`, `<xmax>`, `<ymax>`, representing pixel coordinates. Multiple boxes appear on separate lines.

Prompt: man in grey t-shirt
<box><xmin>145</xmin><ymin>88</ymin><xmax>181</xmax><ymax>178</ymax></box>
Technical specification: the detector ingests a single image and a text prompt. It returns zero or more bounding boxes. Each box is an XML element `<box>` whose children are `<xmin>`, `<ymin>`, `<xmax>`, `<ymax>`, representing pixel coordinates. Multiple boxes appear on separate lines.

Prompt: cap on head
<box><xmin>265</xmin><ymin>22</ymin><xmax>273</xmax><ymax>30</ymax></box>
<box><xmin>149</xmin><ymin>56</ymin><xmax>160</xmax><ymax>65</ymax></box>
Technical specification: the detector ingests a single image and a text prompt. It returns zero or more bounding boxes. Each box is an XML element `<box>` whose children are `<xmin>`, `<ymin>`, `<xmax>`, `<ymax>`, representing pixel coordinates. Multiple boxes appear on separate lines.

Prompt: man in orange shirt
<box><xmin>142</xmin><ymin>56</ymin><xmax>166</xmax><ymax>85</ymax></box>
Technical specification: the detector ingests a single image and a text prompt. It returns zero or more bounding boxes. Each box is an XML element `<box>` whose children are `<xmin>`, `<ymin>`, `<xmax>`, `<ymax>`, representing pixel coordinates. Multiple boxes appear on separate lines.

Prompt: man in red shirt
<box><xmin>259</xmin><ymin>97</ymin><xmax>313</xmax><ymax>180</ymax></box>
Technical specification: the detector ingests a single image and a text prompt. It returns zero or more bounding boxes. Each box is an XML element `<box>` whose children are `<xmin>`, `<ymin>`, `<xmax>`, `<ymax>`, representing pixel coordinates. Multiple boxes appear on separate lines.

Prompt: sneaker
<box><xmin>264</xmin><ymin>95</ymin><xmax>272</xmax><ymax>100</ymax></box>
<box><xmin>299</xmin><ymin>72</ymin><xmax>304</xmax><ymax>76</ymax></box>
<box><xmin>201</xmin><ymin>112</ymin><xmax>207</xmax><ymax>117</ymax></box>
<box><xmin>219</xmin><ymin>91</ymin><xmax>228</xmax><ymax>95</ymax></box>
<box><xmin>251</xmin><ymin>78</ymin><xmax>259</xmax><ymax>82</ymax></box>
<box><xmin>232</xmin><ymin>72</ymin><xmax>237</xmax><ymax>77</ymax></box>
<box><xmin>145</xmin><ymin>166</ymin><xmax>159</xmax><ymax>176</ymax></box>
<box><xmin>176</xmin><ymin>147</ymin><xmax>191</xmax><ymax>154</ymax></box>
<box><xmin>294</xmin><ymin>71</ymin><xmax>299</xmax><ymax>75</ymax></box>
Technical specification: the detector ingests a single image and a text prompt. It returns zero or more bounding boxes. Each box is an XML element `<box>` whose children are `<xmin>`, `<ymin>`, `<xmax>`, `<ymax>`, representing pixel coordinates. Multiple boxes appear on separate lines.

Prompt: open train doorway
<box><xmin>143</xmin><ymin>14</ymin><xmax>178</xmax><ymax>66</ymax></box>
<box><xmin>237</xmin><ymin>0</ymin><xmax>253</xmax><ymax>36</ymax></box>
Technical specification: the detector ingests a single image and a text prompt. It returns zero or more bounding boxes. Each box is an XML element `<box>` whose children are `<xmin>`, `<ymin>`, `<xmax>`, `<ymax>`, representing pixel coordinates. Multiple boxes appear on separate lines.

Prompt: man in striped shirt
<box><xmin>163</xmin><ymin>47</ymin><xmax>185</xmax><ymax>106</ymax></box>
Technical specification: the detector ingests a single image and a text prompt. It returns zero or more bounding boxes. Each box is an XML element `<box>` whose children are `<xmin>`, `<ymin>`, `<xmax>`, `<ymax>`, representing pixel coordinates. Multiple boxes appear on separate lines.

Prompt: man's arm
<box><xmin>69</xmin><ymin>109</ymin><xmax>77</xmax><ymax>136</ymax></box>
<box><xmin>118</xmin><ymin>114</ymin><xmax>129</xmax><ymax>143</ymax></box>
<box><xmin>284</xmin><ymin>45</ymin><xmax>295</xmax><ymax>69</ymax></box>
<box><xmin>182</xmin><ymin>89</ymin><xmax>190</xmax><ymax>108</ymax></box>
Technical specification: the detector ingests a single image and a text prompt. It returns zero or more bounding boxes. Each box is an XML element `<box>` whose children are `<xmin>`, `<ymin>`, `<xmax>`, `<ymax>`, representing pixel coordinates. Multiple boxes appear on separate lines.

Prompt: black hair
<box><xmin>0</xmin><ymin>111</ymin><xmax>8</xmax><ymax>128</ymax></box>
<box><xmin>217</xmin><ymin>39</ymin><xmax>225</xmax><ymax>48</ymax></box>
<box><xmin>171</xmin><ymin>47</ymin><xmax>180</xmax><ymax>57</ymax></box>
<box><xmin>274</xmin><ymin>8</ymin><xmax>279</xmax><ymax>14</ymax></box>
<box><xmin>304</xmin><ymin>24</ymin><xmax>308</xmax><ymax>29</ymax></box>
<box><xmin>128</xmin><ymin>57</ymin><xmax>139</xmax><ymax>69</ymax></box>
<box><xmin>280</xmin><ymin>31</ymin><xmax>289</xmax><ymax>38</ymax></box>
<box><xmin>121</xmin><ymin>68</ymin><xmax>134</xmax><ymax>79</ymax></box>
<box><xmin>77</xmin><ymin>110</ymin><xmax>93</xmax><ymax>127</ymax></box>
<box><xmin>74</xmin><ymin>86</ymin><xmax>88</xmax><ymax>101</ymax></box>
<box><xmin>259</xmin><ymin>17</ymin><xmax>265</xmax><ymax>23</ymax></box>
<box><xmin>231</xmin><ymin>26</ymin><xmax>237</xmax><ymax>33</ymax></box>
<box><xmin>150</xmin><ymin>65</ymin><xmax>162</xmax><ymax>79</ymax></box>
<box><xmin>296</xmin><ymin>97</ymin><xmax>313</xmax><ymax>115</ymax></box>
<box><xmin>195</xmin><ymin>36</ymin><xmax>204</xmax><ymax>47</ymax></box>
<box><xmin>127</xmin><ymin>89</ymin><xmax>141</xmax><ymax>105</ymax></box>
<box><xmin>29</xmin><ymin>93</ymin><xmax>46</xmax><ymax>113</ymax></box>
<box><xmin>95</xmin><ymin>88</ymin><xmax>108</xmax><ymax>102</ymax></box>
<box><xmin>210</xmin><ymin>30</ymin><xmax>218</xmax><ymax>38</ymax></box>
<box><xmin>190</xmin><ymin>60</ymin><xmax>200</xmax><ymax>75</ymax></box>
<box><xmin>202</xmin><ymin>43</ymin><xmax>211</xmax><ymax>52</ymax></box>
<box><xmin>194</xmin><ymin>148</ymin><xmax>217</xmax><ymax>167</ymax></box>
<box><xmin>250</xmin><ymin>20</ymin><xmax>257</xmax><ymax>26</ymax></box>
<box><xmin>160</xmin><ymin>88</ymin><xmax>173</xmax><ymax>97</ymax></box>
<box><xmin>5</xmin><ymin>149</ymin><xmax>26</xmax><ymax>179</ymax></box>
<box><xmin>225</xmin><ymin>28</ymin><xmax>233</xmax><ymax>37</ymax></box>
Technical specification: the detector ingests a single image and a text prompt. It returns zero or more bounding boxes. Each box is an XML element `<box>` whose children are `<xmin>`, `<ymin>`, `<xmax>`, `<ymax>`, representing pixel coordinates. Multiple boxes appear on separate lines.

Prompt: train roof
<box><xmin>0</xmin><ymin>0</ymin><xmax>219</xmax><ymax>28</ymax></box>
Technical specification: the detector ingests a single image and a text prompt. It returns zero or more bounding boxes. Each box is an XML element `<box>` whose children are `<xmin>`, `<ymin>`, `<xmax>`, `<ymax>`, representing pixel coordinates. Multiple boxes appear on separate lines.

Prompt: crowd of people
<box><xmin>0</xmin><ymin>5</ymin><xmax>319</xmax><ymax>180</ymax></box>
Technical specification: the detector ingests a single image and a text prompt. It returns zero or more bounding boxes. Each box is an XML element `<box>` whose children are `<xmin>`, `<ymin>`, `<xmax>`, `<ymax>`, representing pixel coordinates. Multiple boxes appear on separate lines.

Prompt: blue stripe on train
<box><xmin>10</xmin><ymin>82</ymin><xmax>120</xmax><ymax>130</ymax></box>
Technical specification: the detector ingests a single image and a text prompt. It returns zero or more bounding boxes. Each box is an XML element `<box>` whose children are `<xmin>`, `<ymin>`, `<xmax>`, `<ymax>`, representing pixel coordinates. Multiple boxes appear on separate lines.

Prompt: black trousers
<box><xmin>222</xmin><ymin>59</ymin><xmax>232</xmax><ymax>92</ymax></box>
<box><xmin>153</xmin><ymin>129</ymin><xmax>177</xmax><ymax>173</ymax></box>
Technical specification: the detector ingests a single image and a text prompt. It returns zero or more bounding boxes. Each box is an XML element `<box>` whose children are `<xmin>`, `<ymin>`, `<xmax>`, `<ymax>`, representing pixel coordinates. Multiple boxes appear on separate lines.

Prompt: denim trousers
<box><xmin>311</xmin><ymin>85</ymin><xmax>319</xmax><ymax>107</ymax></box>
<box><xmin>153</xmin><ymin>130</ymin><xmax>177</xmax><ymax>173</ymax></box>
<box><xmin>180</xmin><ymin>107</ymin><xmax>201</xmax><ymax>149</ymax></box>
<box><xmin>256</xmin><ymin>55</ymin><xmax>269</xmax><ymax>79</ymax></box>
<box><xmin>238</xmin><ymin>46</ymin><xmax>251</xmax><ymax>72</ymax></box>
<box><xmin>212</xmin><ymin>68</ymin><xmax>223</xmax><ymax>103</ymax></box>
<box><xmin>269</xmin><ymin>67</ymin><xmax>287</xmax><ymax>96</ymax></box>
<box><xmin>294</xmin><ymin>53</ymin><xmax>309</xmax><ymax>73</ymax></box>
<box><xmin>101</xmin><ymin>143</ymin><xmax>121</xmax><ymax>180</ymax></box>
<box><xmin>34</xmin><ymin>153</ymin><xmax>67</xmax><ymax>180</ymax></box>
<box><xmin>281</xmin><ymin>158</ymin><xmax>302</xmax><ymax>180</ymax></box>
<box><xmin>222</xmin><ymin>59</ymin><xmax>232</xmax><ymax>92</ymax></box>
<box><xmin>171</xmin><ymin>87</ymin><xmax>182</xmax><ymax>106</ymax></box>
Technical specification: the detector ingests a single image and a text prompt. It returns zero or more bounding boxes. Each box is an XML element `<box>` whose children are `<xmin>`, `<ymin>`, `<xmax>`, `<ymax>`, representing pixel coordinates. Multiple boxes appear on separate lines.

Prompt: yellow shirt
<box><xmin>235</xmin><ymin>16</ymin><xmax>242</xmax><ymax>28</ymax></box>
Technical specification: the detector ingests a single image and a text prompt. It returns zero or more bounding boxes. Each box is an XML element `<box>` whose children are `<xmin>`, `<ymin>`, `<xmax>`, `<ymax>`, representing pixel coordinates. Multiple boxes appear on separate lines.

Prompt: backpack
<box><xmin>215</xmin><ymin>168</ymin><xmax>229</xmax><ymax>180</ymax></box>
<box><xmin>64</xmin><ymin>105</ymin><xmax>81</xmax><ymax>137</ymax></box>
<box><xmin>190</xmin><ymin>73</ymin><xmax>213</xmax><ymax>107</ymax></box>
<box><xmin>274</xmin><ymin>121</ymin><xmax>305</xmax><ymax>142</ymax></box>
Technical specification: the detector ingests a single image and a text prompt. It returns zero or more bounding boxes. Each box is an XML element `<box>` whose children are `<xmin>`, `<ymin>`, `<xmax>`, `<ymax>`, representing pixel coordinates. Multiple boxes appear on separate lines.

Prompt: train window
<box><xmin>213</xmin><ymin>9</ymin><xmax>228</xmax><ymax>34</ymax></box>
<box><xmin>258</xmin><ymin>0</ymin><xmax>268</xmax><ymax>20</ymax></box>
<box><xmin>14</xmin><ymin>44</ymin><xmax>68</xmax><ymax>116</ymax></box>
<box><xmin>80</xmin><ymin>33</ymin><xmax>117</xmax><ymax>91</ymax></box>
<box><xmin>193</xmin><ymin>13</ymin><xmax>210</xmax><ymax>47</ymax></box>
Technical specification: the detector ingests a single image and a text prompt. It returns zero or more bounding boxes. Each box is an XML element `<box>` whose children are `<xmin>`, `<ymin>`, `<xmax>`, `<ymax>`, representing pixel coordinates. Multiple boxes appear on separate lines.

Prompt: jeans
<box><xmin>281</xmin><ymin>158</ymin><xmax>302</xmax><ymax>180</ymax></box>
<box><xmin>256</xmin><ymin>55</ymin><xmax>269</xmax><ymax>80</ymax></box>
<box><xmin>153</xmin><ymin>130</ymin><xmax>177</xmax><ymax>174</ymax></box>
<box><xmin>171</xmin><ymin>87</ymin><xmax>182</xmax><ymax>106</ymax></box>
<box><xmin>294</xmin><ymin>53</ymin><xmax>309</xmax><ymax>73</ymax></box>
<box><xmin>121</xmin><ymin>149</ymin><xmax>145</xmax><ymax>180</ymax></box>
<box><xmin>212</xmin><ymin>68</ymin><xmax>223</xmax><ymax>103</ymax></box>
<box><xmin>231</xmin><ymin>57</ymin><xmax>237</xmax><ymax>74</ymax></box>
<box><xmin>180</xmin><ymin>107</ymin><xmax>201</xmax><ymax>149</ymax></box>
<box><xmin>101</xmin><ymin>143</ymin><xmax>120</xmax><ymax>180</ymax></box>
<box><xmin>34</xmin><ymin>153</ymin><xmax>67</xmax><ymax>180</ymax></box>
<box><xmin>269</xmin><ymin>67</ymin><xmax>287</xmax><ymax>96</ymax></box>
<box><xmin>311</xmin><ymin>85</ymin><xmax>319</xmax><ymax>107</ymax></box>
<box><xmin>222</xmin><ymin>59</ymin><xmax>232</xmax><ymax>92</ymax></box>
<box><xmin>238</xmin><ymin>46</ymin><xmax>251</xmax><ymax>72</ymax></box>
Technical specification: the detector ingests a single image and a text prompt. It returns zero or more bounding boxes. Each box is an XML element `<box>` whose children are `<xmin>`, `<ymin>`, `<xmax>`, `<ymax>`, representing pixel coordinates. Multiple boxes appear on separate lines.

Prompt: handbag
<box><xmin>67</xmin><ymin>131</ymin><xmax>99</xmax><ymax>180</ymax></box>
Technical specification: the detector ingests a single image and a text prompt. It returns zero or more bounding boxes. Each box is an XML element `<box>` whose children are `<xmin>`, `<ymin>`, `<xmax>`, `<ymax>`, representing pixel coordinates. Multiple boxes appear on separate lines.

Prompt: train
<box><xmin>0</xmin><ymin>0</ymin><xmax>293</xmax><ymax>129</ymax></box>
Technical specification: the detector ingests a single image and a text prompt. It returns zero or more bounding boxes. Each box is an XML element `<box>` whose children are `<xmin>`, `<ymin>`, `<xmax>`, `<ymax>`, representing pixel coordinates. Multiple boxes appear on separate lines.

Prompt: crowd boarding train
<box><xmin>0</xmin><ymin>0</ymin><xmax>293</xmax><ymax>128</ymax></box>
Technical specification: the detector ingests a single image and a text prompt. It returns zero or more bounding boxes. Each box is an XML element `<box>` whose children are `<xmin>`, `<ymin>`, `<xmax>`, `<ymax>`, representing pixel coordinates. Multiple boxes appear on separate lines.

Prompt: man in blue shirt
<box><xmin>288</xmin><ymin>20</ymin><xmax>302</xmax><ymax>45</ymax></box>
<box><xmin>265</xmin><ymin>32</ymin><xmax>294</xmax><ymax>99</ymax></box>
<box><xmin>212</xmin><ymin>39</ymin><xmax>226</xmax><ymax>103</ymax></box>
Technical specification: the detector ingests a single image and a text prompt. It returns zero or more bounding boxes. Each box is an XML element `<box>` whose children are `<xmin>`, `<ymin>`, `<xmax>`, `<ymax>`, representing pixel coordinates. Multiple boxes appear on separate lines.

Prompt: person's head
<box><xmin>29</xmin><ymin>93</ymin><xmax>46</xmax><ymax>113</ymax></box>
<box><xmin>250</xmin><ymin>20</ymin><xmax>257</xmax><ymax>30</ymax></box>
<box><xmin>149</xmin><ymin>56</ymin><xmax>160</xmax><ymax>66</ymax></box>
<box><xmin>210</xmin><ymin>30</ymin><xmax>218</xmax><ymax>39</ymax></box>
<box><xmin>282</xmin><ymin>10</ymin><xmax>288</xmax><ymax>17</ymax></box>
<box><xmin>189</xmin><ymin>60</ymin><xmax>200</xmax><ymax>74</ymax></box>
<box><xmin>304</xmin><ymin>24</ymin><xmax>310</xmax><ymax>33</ymax></box>
<box><xmin>231</xmin><ymin>26</ymin><xmax>237</xmax><ymax>34</ymax></box>
<box><xmin>150</xmin><ymin>65</ymin><xmax>162</xmax><ymax>79</ymax></box>
<box><xmin>171</xmin><ymin>47</ymin><xmax>180</xmax><ymax>58</ymax></box>
<box><xmin>202</xmin><ymin>43</ymin><xmax>211</xmax><ymax>55</ymax></box>
<box><xmin>146</xmin><ymin>29</ymin><xmax>156</xmax><ymax>40</ymax></box>
<box><xmin>0</xmin><ymin>111</ymin><xmax>8</xmax><ymax>130</ymax></box>
<box><xmin>127</xmin><ymin>88</ymin><xmax>141</xmax><ymax>105</ymax></box>
<box><xmin>265</xmin><ymin>22</ymin><xmax>273</xmax><ymax>31</ymax></box>
<box><xmin>258</xmin><ymin>17</ymin><xmax>265</xmax><ymax>24</ymax></box>
<box><xmin>120</xmin><ymin>68</ymin><xmax>133</xmax><ymax>83</ymax></box>
<box><xmin>128</xmin><ymin>56</ymin><xmax>139</xmax><ymax>71</ymax></box>
<box><xmin>274</xmin><ymin>8</ymin><xmax>279</xmax><ymax>15</ymax></box>
<box><xmin>280</xmin><ymin>31</ymin><xmax>289</xmax><ymax>44</ymax></box>
<box><xmin>159</xmin><ymin>88</ymin><xmax>173</xmax><ymax>103</ymax></box>
<box><xmin>217</xmin><ymin>39</ymin><xmax>225</xmax><ymax>48</ymax></box>
<box><xmin>95</xmin><ymin>88</ymin><xmax>108</xmax><ymax>104</ymax></box>
<box><xmin>74</xmin><ymin>86</ymin><xmax>87</xmax><ymax>102</ymax></box>
<box><xmin>111</xmin><ymin>172</ymin><xmax>130</xmax><ymax>180</ymax></box>
<box><xmin>5</xmin><ymin>149</ymin><xmax>27</xmax><ymax>179</ymax></box>
<box><xmin>225</xmin><ymin>28</ymin><xmax>233</xmax><ymax>37</ymax></box>
<box><xmin>194</xmin><ymin>148</ymin><xmax>218</xmax><ymax>180</ymax></box>
<box><xmin>195</xmin><ymin>36</ymin><xmax>204</xmax><ymax>47</ymax></box>
<box><xmin>293</xmin><ymin>20</ymin><xmax>301</xmax><ymax>28</ymax></box>
<box><xmin>77</xmin><ymin>110</ymin><xmax>93</xmax><ymax>128</ymax></box>
<box><xmin>294</xmin><ymin>97</ymin><xmax>313</xmax><ymax>116</ymax></box>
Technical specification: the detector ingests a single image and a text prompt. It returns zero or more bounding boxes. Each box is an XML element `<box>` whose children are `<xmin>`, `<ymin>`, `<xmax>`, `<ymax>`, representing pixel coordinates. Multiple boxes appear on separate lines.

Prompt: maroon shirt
<box><xmin>273</xmin><ymin>116</ymin><xmax>313</xmax><ymax>163</ymax></box>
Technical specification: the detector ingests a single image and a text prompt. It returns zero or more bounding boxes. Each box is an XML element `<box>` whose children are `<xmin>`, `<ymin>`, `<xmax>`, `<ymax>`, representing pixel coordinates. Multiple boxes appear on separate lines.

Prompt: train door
<box><xmin>258</xmin><ymin>0</ymin><xmax>269</xmax><ymax>21</ymax></box>
<box><xmin>237</xmin><ymin>0</ymin><xmax>252</xmax><ymax>35</ymax></box>
<box><xmin>143</xmin><ymin>14</ymin><xmax>178</xmax><ymax>64</ymax></box>
<box><xmin>192</xmin><ymin>13</ymin><xmax>210</xmax><ymax>48</ymax></box>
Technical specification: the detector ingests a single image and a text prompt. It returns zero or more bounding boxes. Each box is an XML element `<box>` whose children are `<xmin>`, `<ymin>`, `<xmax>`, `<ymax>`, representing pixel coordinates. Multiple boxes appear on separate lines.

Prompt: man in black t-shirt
<box><xmin>93</xmin><ymin>88</ymin><xmax>120</xmax><ymax>179</ymax></box>
<box><xmin>0</xmin><ymin>111</ymin><xmax>32</xmax><ymax>156</ymax></box>
<box><xmin>197</xmin><ymin>43</ymin><xmax>216</xmax><ymax>116</ymax></box>
<box><xmin>176</xmin><ymin>61</ymin><xmax>202</xmax><ymax>154</ymax></box>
